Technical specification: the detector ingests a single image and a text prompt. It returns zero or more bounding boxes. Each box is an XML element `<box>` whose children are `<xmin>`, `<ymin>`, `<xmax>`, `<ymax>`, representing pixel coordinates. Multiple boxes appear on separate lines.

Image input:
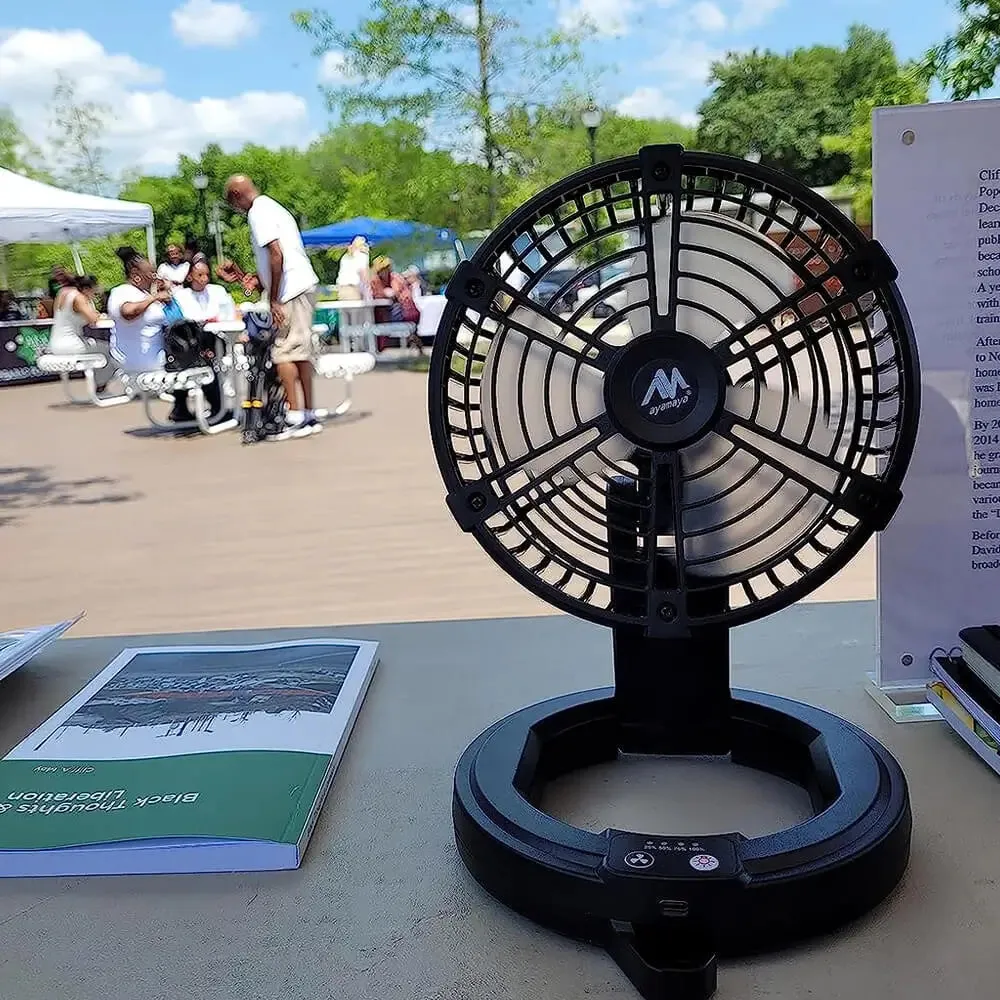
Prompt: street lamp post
<box><xmin>208</xmin><ymin>203</ymin><xmax>224</xmax><ymax>262</ymax></box>
<box><xmin>192</xmin><ymin>173</ymin><xmax>209</xmax><ymax>257</ymax></box>
<box><xmin>581</xmin><ymin>104</ymin><xmax>603</xmax><ymax>167</ymax></box>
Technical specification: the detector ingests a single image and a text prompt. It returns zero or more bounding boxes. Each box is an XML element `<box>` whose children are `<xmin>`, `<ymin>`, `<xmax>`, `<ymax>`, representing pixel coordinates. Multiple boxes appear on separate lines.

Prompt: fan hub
<box><xmin>604</xmin><ymin>332</ymin><xmax>726</xmax><ymax>449</ymax></box>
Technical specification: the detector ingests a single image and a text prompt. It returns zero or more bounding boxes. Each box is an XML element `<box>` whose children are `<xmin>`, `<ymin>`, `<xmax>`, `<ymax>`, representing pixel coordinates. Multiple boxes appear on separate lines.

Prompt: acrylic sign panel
<box><xmin>874</xmin><ymin>99</ymin><xmax>1000</xmax><ymax>685</ymax></box>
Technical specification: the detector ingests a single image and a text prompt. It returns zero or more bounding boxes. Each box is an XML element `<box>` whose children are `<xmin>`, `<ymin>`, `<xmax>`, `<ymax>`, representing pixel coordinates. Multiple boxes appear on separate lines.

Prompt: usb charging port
<box><xmin>657</xmin><ymin>899</ymin><xmax>690</xmax><ymax>918</ymax></box>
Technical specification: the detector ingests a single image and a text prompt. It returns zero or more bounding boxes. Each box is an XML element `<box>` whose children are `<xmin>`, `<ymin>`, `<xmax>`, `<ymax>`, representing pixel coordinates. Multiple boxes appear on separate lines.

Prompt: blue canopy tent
<box><xmin>301</xmin><ymin>216</ymin><xmax>454</xmax><ymax>249</ymax></box>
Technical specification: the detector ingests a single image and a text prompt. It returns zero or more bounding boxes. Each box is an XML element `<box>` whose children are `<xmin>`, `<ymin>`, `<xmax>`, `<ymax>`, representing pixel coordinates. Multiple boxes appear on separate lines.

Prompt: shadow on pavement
<box><xmin>0</xmin><ymin>465</ymin><xmax>142</xmax><ymax>527</ymax></box>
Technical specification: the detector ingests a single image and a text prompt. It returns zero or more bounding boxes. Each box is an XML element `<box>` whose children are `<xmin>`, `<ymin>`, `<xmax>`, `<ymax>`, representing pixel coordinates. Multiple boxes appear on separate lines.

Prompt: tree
<box><xmin>925</xmin><ymin>0</ymin><xmax>1000</xmax><ymax>100</ymax></box>
<box><xmin>0</xmin><ymin>107</ymin><xmax>60</xmax><ymax>289</ymax></box>
<box><xmin>0</xmin><ymin>106</ymin><xmax>47</xmax><ymax>178</ymax></box>
<box><xmin>822</xmin><ymin>68</ymin><xmax>929</xmax><ymax>225</ymax></box>
<box><xmin>293</xmin><ymin>0</ymin><xmax>591</xmax><ymax>226</ymax></box>
<box><xmin>306</xmin><ymin>119</ymin><xmax>491</xmax><ymax>229</ymax></box>
<box><xmin>47</xmin><ymin>74</ymin><xmax>113</xmax><ymax>196</ymax></box>
<box><xmin>498</xmin><ymin>100</ymin><xmax>695</xmax><ymax>214</ymax></box>
<box><xmin>696</xmin><ymin>25</ymin><xmax>913</xmax><ymax>187</ymax></box>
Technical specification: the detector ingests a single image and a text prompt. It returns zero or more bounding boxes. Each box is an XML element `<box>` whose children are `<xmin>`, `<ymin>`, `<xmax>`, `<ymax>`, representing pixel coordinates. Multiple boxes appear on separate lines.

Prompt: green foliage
<box><xmin>696</xmin><ymin>24</ymin><xmax>914</xmax><ymax>187</ymax></box>
<box><xmin>304</xmin><ymin>120</ymin><xmax>491</xmax><ymax>228</ymax></box>
<box><xmin>497</xmin><ymin>101</ymin><xmax>695</xmax><ymax>214</ymax></box>
<box><xmin>1</xmin><ymin>113</ymin><xmax>503</xmax><ymax>292</ymax></box>
<box><xmin>2</xmin><ymin>78</ymin><xmax>124</xmax><ymax>291</ymax></box>
<box><xmin>294</xmin><ymin>0</ymin><xmax>594</xmax><ymax>223</ymax></box>
<box><xmin>0</xmin><ymin>106</ymin><xmax>47</xmax><ymax>179</ymax></box>
<box><xmin>925</xmin><ymin>0</ymin><xmax>1000</xmax><ymax>100</ymax></box>
<box><xmin>822</xmin><ymin>67</ymin><xmax>929</xmax><ymax>225</ymax></box>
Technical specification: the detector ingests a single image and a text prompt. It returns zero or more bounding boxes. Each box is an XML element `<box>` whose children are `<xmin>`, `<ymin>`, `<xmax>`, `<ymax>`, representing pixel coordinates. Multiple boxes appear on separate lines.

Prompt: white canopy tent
<box><xmin>0</xmin><ymin>167</ymin><xmax>156</xmax><ymax>268</ymax></box>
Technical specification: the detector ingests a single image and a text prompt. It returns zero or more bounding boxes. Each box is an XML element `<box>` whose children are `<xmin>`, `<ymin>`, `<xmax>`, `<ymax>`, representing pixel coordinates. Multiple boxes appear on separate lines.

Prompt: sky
<box><xmin>0</xmin><ymin>0</ymin><xmax>962</xmax><ymax>177</ymax></box>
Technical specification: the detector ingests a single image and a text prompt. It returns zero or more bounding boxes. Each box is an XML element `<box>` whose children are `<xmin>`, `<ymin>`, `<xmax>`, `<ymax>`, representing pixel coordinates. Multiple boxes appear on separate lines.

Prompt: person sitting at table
<box><xmin>402</xmin><ymin>265</ymin><xmax>428</xmax><ymax>297</ymax></box>
<box><xmin>173</xmin><ymin>259</ymin><xmax>235</xmax><ymax>421</ymax></box>
<box><xmin>110</xmin><ymin>248</ymin><xmax>228</xmax><ymax>423</ymax></box>
<box><xmin>47</xmin><ymin>274</ymin><xmax>115</xmax><ymax>391</ymax></box>
<box><xmin>369</xmin><ymin>256</ymin><xmax>420</xmax><ymax>323</ymax></box>
<box><xmin>0</xmin><ymin>289</ymin><xmax>24</xmax><ymax>321</ymax></box>
<box><xmin>336</xmin><ymin>236</ymin><xmax>370</xmax><ymax>300</ymax></box>
<box><xmin>175</xmin><ymin>259</ymin><xmax>237</xmax><ymax>322</ymax></box>
<box><xmin>108</xmin><ymin>247</ymin><xmax>172</xmax><ymax>373</ymax></box>
<box><xmin>108</xmin><ymin>247</ymin><xmax>189</xmax><ymax>423</ymax></box>
<box><xmin>369</xmin><ymin>255</ymin><xmax>422</xmax><ymax>353</ymax></box>
<box><xmin>156</xmin><ymin>243</ymin><xmax>190</xmax><ymax>288</ymax></box>
<box><xmin>36</xmin><ymin>266</ymin><xmax>72</xmax><ymax>319</ymax></box>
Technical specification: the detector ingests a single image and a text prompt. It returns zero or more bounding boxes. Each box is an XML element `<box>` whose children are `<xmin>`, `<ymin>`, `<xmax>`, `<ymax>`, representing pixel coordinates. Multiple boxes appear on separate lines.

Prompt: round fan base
<box><xmin>453</xmin><ymin>688</ymin><xmax>910</xmax><ymax>1000</ymax></box>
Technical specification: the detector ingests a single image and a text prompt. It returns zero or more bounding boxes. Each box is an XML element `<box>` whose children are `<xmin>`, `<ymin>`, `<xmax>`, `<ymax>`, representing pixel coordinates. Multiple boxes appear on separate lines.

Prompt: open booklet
<box><xmin>0</xmin><ymin>614</ymin><xmax>84</xmax><ymax>686</ymax></box>
<box><xmin>0</xmin><ymin>637</ymin><xmax>378</xmax><ymax>877</ymax></box>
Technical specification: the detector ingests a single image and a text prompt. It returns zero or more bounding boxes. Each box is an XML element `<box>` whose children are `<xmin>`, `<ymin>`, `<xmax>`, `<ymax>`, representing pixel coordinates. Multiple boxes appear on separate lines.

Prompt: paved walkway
<box><xmin>0</xmin><ymin>367</ymin><xmax>873</xmax><ymax>639</ymax></box>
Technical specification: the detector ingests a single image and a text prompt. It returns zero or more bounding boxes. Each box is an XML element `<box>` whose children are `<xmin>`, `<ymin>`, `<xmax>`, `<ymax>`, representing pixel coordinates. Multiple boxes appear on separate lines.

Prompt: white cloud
<box><xmin>170</xmin><ymin>0</ymin><xmax>260</xmax><ymax>48</ymax></box>
<box><xmin>616</xmin><ymin>87</ymin><xmax>698</xmax><ymax>126</ymax></box>
<box><xmin>689</xmin><ymin>1</ymin><xmax>727</xmax><ymax>32</ymax></box>
<box><xmin>114</xmin><ymin>91</ymin><xmax>309</xmax><ymax>170</ymax></box>
<box><xmin>732</xmin><ymin>0</ymin><xmax>786</xmax><ymax>30</ymax></box>
<box><xmin>647</xmin><ymin>38</ymin><xmax>724</xmax><ymax>89</ymax></box>
<box><xmin>318</xmin><ymin>51</ymin><xmax>349</xmax><ymax>84</ymax></box>
<box><xmin>0</xmin><ymin>29</ymin><xmax>310</xmax><ymax>174</ymax></box>
<box><xmin>558</xmin><ymin>0</ymin><xmax>638</xmax><ymax>38</ymax></box>
<box><xmin>0</xmin><ymin>28</ymin><xmax>163</xmax><ymax>100</ymax></box>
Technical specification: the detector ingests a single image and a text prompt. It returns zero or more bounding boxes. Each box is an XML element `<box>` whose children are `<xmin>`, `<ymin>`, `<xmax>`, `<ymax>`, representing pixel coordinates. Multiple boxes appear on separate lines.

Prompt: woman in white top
<box><xmin>107</xmin><ymin>247</ymin><xmax>172</xmax><ymax>374</ymax></box>
<box><xmin>173</xmin><ymin>259</ymin><xmax>236</xmax><ymax>422</ymax></box>
<box><xmin>335</xmin><ymin>235</ymin><xmax>370</xmax><ymax>300</ymax></box>
<box><xmin>156</xmin><ymin>243</ymin><xmax>190</xmax><ymax>287</ymax></box>
<box><xmin>174</xmin><ymin>259</ymin><xmax>237</xmax><ymax>322</ymax></box>
<box><xmin>47</xmin><ymin>275</ymin><xmax>115</xmax><ymax>390</ymax></box>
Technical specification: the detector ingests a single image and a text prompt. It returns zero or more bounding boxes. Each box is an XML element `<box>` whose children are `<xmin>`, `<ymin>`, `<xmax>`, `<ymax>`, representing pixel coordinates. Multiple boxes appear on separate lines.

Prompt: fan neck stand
<box><xmin>451</xmin><ymin>473</ymin><xmax>911</xmax><ymax>1000</ymax></box>
<box><xmin>606</xmin><ymin>473</ymin><xmax>733</xmax><ymax>997</ymax></box>
<box><xmin>607</xmin><ymin>627</ymin><xmax>731</xmax><ymax>999</ymax></box>
<box><xmin>609</xmin><ymin>468</ymin><xmax>729</xmax><ymax>756</ymax></box>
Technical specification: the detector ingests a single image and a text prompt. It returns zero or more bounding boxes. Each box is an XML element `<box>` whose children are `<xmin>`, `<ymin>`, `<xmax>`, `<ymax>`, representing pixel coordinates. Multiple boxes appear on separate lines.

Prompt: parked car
<box><xmin>589</xmin><ymin>261</ymin><xmax>633</xmax><ymax>319</ymax></box>
<box><xmin>528</xmin><ymin>268</ymin><xmax>584</xmax><ymax>313</ymax></box>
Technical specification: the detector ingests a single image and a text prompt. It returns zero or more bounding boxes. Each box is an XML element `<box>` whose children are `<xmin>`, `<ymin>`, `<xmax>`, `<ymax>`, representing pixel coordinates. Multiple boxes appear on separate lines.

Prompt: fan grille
<box><xmin>428</xmin><ymin>147</ymin><xmax>919</xmax><ymax>632</ymax></box>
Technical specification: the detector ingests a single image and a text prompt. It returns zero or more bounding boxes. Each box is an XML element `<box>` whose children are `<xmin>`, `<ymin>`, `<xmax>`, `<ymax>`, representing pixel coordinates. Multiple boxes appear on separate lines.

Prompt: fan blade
<box><xmin>626</xmin><ymin>213</ymin><xmax>798</xmax><ymax>343</ymax></box>
<box><xmin>480</xmin><ymin>306</ymin><xmax>633</xmax><ymax>484</ymax></box>
<box><xmin>677</xmin><ymin>385</ymin><xmax>839</xmax><ymax>577</ymax></box>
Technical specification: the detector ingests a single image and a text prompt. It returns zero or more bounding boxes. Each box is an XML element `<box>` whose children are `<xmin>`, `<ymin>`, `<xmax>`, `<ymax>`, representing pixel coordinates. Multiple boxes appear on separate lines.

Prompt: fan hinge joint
<box><xmin>830</xmin><ymin>241</ymin><xmax>899</xmax><ymax>296</ymax></box>
<box><xmin>842</xmin><ymin>476</ymin><xmax>902</xmax><ymax>530</ymax></box>
<box><xmin>645</xmin><ymin>590</ymin><xmax>692</xmax><ymax>639</ymax></box>
<box><xmin>445</xmin><ymin>261</ymin><xmax>501</xmax><ymax>312</ymax></box>
<box><xmin>446</xmin><ymin>485</ymin><xmax>499</xmax><ymax>530</ymax></box>
<box><xmin>639</xmin><ymin>145</ymin><xmax>685</xmax><ymax>197</ymax></box>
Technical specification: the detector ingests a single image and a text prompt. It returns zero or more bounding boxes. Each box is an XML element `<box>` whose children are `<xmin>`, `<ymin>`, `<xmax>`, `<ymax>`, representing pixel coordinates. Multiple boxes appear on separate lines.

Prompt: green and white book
<box><xmin>0</xmin><ymin>637</ymin><xmax>378</xmax><ymax>877</ymax></box>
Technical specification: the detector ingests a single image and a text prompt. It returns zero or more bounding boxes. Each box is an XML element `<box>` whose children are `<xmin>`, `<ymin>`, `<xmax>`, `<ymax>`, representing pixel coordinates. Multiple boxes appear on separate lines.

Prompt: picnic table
<box><xmin>0</xmin><ymin>318</ymin><xmax>112</xmax><ymax>387</ymax></box>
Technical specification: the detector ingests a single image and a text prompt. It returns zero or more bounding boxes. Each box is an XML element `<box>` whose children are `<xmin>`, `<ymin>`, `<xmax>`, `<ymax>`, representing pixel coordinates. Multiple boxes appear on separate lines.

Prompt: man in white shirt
<box><xmin>220</xmin><ymin>175</ymin><xmax>321</xmax><ymax>435</ymax></box>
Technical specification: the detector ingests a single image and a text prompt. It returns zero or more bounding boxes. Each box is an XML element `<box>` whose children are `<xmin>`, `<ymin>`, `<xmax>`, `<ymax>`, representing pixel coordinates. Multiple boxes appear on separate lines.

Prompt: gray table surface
<box><xmin>0</xmin><ymin>603</ymin><xmax>995</xmax><ymax>999</ymax></box>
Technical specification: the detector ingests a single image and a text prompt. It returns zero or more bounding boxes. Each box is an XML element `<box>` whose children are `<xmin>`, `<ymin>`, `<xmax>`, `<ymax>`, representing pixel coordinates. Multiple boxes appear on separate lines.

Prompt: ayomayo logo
<box><xmin>641</xmin><ymin>366</ymin><xmax>693</xmax><ymax>417</ymax></box>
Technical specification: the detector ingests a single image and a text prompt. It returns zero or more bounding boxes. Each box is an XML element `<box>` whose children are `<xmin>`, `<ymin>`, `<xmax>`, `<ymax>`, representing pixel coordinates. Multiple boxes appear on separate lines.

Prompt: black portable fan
<box><xmin>428</xmin><ymin>145</ymin><xmax>919</xmax><ymax>1000</ymax></box>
